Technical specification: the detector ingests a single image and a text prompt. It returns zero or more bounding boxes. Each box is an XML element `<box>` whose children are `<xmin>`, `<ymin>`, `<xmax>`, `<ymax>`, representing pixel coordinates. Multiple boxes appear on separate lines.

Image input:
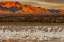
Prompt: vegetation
<box><xmin>0</xmin><ymin>14</ymin><xmax>64</xmax><ymax>23</ymax></box>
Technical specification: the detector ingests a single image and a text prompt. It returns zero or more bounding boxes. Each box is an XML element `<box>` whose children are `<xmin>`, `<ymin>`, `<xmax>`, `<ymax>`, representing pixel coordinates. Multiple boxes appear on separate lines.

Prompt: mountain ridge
<box><xmin>0</xmin><ymin>1</ymin><xmax>64</xmax><ymax>14</ymax></box>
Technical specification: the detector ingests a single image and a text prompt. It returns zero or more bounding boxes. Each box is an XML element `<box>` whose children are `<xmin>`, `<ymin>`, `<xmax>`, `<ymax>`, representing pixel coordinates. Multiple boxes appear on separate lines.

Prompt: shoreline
<box><xmin>0</xmin><ymin>22</ymin><xmax>64</xmax><ymax>26</ymax></box>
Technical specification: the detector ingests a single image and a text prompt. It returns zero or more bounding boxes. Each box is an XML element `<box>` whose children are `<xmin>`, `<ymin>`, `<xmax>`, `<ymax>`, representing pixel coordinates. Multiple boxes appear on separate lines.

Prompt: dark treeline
<box><xmin>0</xmin><ymin>14</ymin><xmax>64</xmax><ymax>23</ymax></box>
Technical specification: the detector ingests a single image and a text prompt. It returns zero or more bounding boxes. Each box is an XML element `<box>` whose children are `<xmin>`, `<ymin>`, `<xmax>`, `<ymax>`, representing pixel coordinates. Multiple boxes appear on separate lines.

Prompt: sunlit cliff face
<box><xmin>0</xmin><ymin>1</ymin><xmax>21</xmax><ymax>8</ymax></box>
<box><xmin>0</xmin><ymin>1</ymin><xmax>50</xmax><ymax>14</ymax></box>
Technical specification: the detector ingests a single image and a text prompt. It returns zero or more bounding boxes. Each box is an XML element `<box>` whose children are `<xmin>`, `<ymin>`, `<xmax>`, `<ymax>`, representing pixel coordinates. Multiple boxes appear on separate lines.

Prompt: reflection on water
<box><xmin>0</xmin><ymin>26</ymin><xmax>64</xmax><ymax>42</ymax></box>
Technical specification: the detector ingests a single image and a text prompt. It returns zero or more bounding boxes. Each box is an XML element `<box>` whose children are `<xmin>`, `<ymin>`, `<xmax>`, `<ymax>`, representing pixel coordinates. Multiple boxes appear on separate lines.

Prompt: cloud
<box><xmin>50</xmin><ymin>5</ymin><xmax>64</xmax><ymax>9</ymax></box>
<box><xmin>26</xmin><ymin>1</ymin><xmax>64</xmax><ymax>9</ymax></box>
<box><xmin>1</xmin><ymin>0</ymin><xmax>64</xmax><ymax>4</ymax></box>
<box><xmin>39</xmin><ymin>0</ymin><xmax>64</xmax><ymax>4</ymax></box>
<box><xmin>19</xmin><ymin>0</ymin><xmax>64</xmax><ymax>9</ymax></box>
<box><xmin>0</xmin><ymin>0</ymin><xmax>64</xmax><ymax>9</ymax></box>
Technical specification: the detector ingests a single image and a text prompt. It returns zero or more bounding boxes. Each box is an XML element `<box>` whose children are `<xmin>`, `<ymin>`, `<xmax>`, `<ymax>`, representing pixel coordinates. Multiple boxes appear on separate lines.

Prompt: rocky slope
<box><xmin>0</xmin><ymin>1</ymin><xmax>64</xmax><ymax>14</ymax></box>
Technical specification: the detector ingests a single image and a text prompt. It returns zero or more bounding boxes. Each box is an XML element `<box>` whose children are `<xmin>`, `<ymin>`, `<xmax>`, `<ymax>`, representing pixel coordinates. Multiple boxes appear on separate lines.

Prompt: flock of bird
<box><xmin>0</xmin><ymin>26</ymin><xmax>64</xmax><ymax>41</ymax></box>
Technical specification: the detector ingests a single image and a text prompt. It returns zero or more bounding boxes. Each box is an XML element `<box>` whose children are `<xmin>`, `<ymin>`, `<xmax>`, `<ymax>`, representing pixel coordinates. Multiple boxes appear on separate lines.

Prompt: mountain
<box><xmin>0</xmin><ymin>1</ymin><xmax>64</xmax><ymax>14</ymax></box>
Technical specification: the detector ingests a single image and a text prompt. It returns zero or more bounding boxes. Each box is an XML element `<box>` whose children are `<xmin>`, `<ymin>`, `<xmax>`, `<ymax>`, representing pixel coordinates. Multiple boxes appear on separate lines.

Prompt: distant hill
<box><xmin>0</xmin><ymin>1</ymin><xmax>64</xmax><ymax>14</ymax></box>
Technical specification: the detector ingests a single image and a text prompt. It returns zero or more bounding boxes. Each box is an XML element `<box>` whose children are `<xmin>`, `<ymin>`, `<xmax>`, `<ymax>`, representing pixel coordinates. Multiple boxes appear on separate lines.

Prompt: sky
<box><xmin>0</xmin><ymin>0</ymin><xmax>64</xmax><ymax>9</ymax></box>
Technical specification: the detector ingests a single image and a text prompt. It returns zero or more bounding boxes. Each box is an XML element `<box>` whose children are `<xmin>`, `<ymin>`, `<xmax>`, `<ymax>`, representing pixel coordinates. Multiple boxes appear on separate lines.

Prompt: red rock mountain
<box><xmin>0</xmin><ymin>1</ymin><xmax>64</xmax><ymax>14</ymax></box>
